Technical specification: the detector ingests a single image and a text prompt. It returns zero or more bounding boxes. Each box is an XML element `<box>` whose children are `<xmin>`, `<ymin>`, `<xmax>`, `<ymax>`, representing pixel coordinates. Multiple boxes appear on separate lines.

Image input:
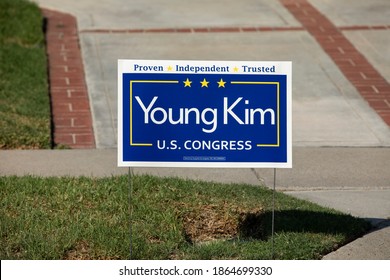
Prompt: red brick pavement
<box><xmin>80</xmin><ymin>25</ymin><xmax>390</xmax><ymax>34</ymax></box>
<box><xmin>42</xmin><ymin>8</ymin><xmax>95</xmax><ymax>148</ymax></box>
<box><xmin>80</xmin><ymin>26</ymin><xmax>306</xmax><ymax>33</ymax></box>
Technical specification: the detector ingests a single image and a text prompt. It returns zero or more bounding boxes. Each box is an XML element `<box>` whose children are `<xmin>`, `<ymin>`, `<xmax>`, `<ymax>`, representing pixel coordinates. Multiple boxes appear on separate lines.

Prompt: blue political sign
<box><xmin>118</xmin><ymin>60</ymin><xmax>291</xmax><ymax>168</ymax></box>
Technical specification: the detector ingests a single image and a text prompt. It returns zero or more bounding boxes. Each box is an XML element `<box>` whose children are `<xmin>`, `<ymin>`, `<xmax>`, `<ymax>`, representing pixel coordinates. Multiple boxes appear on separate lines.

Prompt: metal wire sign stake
<box><xmin>128</xmin><ymin>167</ymin><xmax>134</xmax><ymax>259</ymax></box>
<box><xmin>272</xmin><ymin>168</ymin><xmax>277</xmax><ymax>259</ymax></box>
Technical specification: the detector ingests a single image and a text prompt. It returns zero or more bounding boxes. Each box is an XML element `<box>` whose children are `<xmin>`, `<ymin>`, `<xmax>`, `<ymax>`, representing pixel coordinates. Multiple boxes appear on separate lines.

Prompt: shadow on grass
<box><xmin>364</xmin><ymin>218</ymin><xmax>390</xmax><ymax>230</ymax></box>
<box><xmin>239</xmin><ymin>209</ymin><xmax>372</xmax><ymax>241</ymax></box>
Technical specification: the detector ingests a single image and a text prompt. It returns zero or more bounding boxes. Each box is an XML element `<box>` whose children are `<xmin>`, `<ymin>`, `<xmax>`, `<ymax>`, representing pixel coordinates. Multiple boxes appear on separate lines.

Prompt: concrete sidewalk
<box><xmin>17</xmin><ymin>0</ymin><xmax>390</xmax><ymax>259</ymax></box>
<box><xmin>2</xmin><ymin>147</ymin><xmax>390</xmax><ymax>189</ymax></box>
<box><xmin>34</xmin><ymin>0</ymin><xmax>390</xmax><ymax>148</ymax></box>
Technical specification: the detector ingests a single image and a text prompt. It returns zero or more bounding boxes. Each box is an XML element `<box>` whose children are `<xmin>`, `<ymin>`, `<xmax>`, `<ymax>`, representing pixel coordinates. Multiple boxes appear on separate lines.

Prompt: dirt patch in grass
<box><xmin>63</xmin><ymin>240</ymin><xmax>92</xmax><ymax>260</ymax></box>
<box><xmin>63</xmin><ymin>240</ymin><xmax>120</xmax><ymax>260</ymax></box>
<box><xmin>180</xmin><ymin>202</ymin><xmax>264</xmax><ymax>243</ymax></box>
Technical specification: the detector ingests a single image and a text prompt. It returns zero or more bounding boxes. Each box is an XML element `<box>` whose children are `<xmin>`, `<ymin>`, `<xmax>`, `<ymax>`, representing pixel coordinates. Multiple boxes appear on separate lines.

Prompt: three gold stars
<box><xmin>183</xmin><ymin>78</ymin><xmax>227</xmax><ymax>88</ymax></box>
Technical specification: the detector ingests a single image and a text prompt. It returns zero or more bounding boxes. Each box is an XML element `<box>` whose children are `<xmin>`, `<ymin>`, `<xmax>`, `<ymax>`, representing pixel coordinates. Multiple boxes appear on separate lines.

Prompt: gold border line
<box><xmin>130</xmin><ymin>80</ymin><xmax>179</xmax><ymax>146</ymax></box>
<box><xmin>230</xmin><ymin>81</ymin><xmax>280</xmax><ymax>147</ymax></box>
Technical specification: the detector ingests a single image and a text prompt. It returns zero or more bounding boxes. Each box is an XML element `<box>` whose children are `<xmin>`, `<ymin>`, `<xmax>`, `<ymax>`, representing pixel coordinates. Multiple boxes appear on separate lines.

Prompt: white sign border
<box><xmin>118</xmin><ymin>59</ymin><xmax>292</xmax><ymax>168</ymax></box>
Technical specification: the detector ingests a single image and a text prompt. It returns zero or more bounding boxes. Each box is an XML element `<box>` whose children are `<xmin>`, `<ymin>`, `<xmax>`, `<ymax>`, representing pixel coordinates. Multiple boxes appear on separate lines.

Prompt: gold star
<box><xmin>217</xmin><ymin>78</ymin><xmax>226</xmax><ymax>88</ymax></box>
<box><xmin>200</xmin><ymin>78</ymin><xmax>209</xmax><ymax>88</ymax></box>
<box><xmin>183</xmin><ymin>78</ymin><xmax>192</xmax><ymax>87</ymax></box>
<box><xmin>167</xmin><ymin>66</ymin><xmax>173</xmax><ymax>71</ymax></box>
<box><xmin>233</xmin><ymin>66</ymin><xmax>239</xmax><ymax>72</ymax></box>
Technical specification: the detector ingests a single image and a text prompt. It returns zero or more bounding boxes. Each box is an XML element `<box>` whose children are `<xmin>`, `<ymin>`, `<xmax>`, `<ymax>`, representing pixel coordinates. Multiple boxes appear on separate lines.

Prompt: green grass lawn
<box><xmin>0</xmin><ymin>175</ymin><xmax>370</xmax><ymax>260</ymax></box>
<box><xmin>0</xmin><ymin>0</ymin><xmax>51</xmax><ymax>149</ymax></box>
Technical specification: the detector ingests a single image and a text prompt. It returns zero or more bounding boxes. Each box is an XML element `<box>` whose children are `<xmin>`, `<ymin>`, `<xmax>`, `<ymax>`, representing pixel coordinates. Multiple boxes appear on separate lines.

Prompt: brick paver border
<box><xmin>43</xmin><ymin>9</ymin><xmax>95</xmax><ymax>148</ymax></box>
<box><xmin>80</xmin><ymin>25</ymin><xmax>390</xmax><ymax>34</ymax></box>
<box><xmin>80</xmin><ymin>26</ymin><xmax>305</xmax><ymax>33</ymax></box>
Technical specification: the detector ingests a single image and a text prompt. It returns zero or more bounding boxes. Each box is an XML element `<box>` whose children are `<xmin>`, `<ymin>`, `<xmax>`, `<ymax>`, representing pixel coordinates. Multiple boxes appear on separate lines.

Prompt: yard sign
<box><xmin>118</xmin><ymin>60</ymin><xmax>291</xmax><ymax>168</ymax></box>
